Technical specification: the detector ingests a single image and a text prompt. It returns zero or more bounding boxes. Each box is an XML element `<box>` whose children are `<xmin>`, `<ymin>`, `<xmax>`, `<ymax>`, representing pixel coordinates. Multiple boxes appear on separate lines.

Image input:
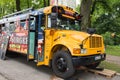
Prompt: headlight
<box><xmin>81</xmin><ymin>48</ymin><xmax>87</xmax><ymax>54</ymax></box>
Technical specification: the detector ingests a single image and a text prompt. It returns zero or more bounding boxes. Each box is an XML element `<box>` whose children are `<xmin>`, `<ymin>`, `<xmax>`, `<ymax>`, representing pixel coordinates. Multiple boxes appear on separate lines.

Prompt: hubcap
<box><xmin>56</xmin><ymin>57</ymin><xmax>67</xmax><ymax>72</ymax></box>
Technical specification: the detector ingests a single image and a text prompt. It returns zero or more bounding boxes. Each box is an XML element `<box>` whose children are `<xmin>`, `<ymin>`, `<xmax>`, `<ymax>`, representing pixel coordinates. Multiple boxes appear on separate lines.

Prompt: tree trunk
<box><xmin>48</xmin><ymin>0</ymin><xmax>50</xmax><ymax>6</ymax></box>
<box><xmin>15</xmin><ymin>0</ymin><xmax>21</xmax><ymax>11</ymax></box>
<box><xmin>27</xmin><ymin>0</ymin><xmax>29</xmax><ymax>8</ymax></box>
<box><xmin>91</xmin><ymin>0</ymin><xmax>97</xmax><ymax>15</ymax></box>
<box><xmin>43</xmin><ymin>0</ymin><xmax>46</xmax><ymax>7</ymax></box>
<box><xmin>80</xmin><ymin>0</ymin><xmax>92</xmax><ymax>31</ymax></box>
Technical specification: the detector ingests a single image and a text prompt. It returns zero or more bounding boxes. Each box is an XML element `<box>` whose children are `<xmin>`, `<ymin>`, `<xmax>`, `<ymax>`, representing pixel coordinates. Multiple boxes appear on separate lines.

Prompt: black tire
<box><xmin>86</xmin><ymin>62</ymin><xmax>100</xmax><ymax>69</ymax></box>
<box><xmin>52</xmin><ymin>50</ymin><xmax>75</xmax><ymax>79</ymax></box>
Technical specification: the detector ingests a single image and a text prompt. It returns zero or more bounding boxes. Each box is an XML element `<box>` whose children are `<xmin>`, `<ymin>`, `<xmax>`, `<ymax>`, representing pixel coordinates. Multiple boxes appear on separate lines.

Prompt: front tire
<box><xmin>52</xmin><ymin>50</ymin><xmax>75</xmax><ymax>79</ymax></box>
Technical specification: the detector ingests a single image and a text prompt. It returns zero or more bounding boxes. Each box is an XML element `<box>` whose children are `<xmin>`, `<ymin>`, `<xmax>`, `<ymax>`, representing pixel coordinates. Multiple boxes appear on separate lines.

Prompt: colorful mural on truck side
<box><xmin>0</xmin><ymin>17</ymin><xmax>44</xmax><ymax>60</ymax></box>
<box><xmin>8</xmin><ymin>19</ymin><xmax>28</xmax><ymax>53</ymax></box>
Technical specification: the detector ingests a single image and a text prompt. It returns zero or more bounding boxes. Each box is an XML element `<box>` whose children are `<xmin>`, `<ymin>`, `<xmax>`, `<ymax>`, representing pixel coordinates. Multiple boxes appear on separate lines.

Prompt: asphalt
<box><xmin>106</xmin><ymin>54</ymin><xmax>120</xmax><ymax>65</ymax></box>
<box><xmin>0</xmin><ymin>53</ymin><xmax>120</xmax><ymax>80</ymax></box>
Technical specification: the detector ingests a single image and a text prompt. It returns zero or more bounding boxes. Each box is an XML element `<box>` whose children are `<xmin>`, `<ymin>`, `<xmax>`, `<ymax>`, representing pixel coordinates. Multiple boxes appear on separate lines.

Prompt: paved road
<box><xmin>0</xmin><ymin>54</ymin><xmax>120</xmax><ymax>80</ymax></box>
<box><xmin>106</xmin><ymin>54</ymin><xmax>120</xmax><ymax>65</ymax></box>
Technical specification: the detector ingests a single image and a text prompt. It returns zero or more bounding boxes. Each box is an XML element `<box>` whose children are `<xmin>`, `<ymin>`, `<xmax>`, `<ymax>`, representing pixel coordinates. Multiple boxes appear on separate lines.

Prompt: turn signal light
<box><xmin>73</xmin><ymin>48</ymin><xmax>80</xmax><ymax>54</ymax></box>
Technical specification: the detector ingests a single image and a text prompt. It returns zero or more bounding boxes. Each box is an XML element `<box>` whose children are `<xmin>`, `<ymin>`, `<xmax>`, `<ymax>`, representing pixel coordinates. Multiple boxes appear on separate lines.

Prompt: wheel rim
<box><xmin>56</xmin><ymin>57</ymin><xmax>67</xmax><ymax>72</ymax></box>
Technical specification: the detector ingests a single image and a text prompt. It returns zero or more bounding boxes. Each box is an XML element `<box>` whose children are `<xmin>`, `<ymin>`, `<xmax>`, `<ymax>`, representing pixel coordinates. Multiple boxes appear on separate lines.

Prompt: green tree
<box><xmin>0</xmin><ymin>0</ymin><xmax>46</xmax><ymax>18</ymax></box>
<box><xmin>80</xmin><ymin>0</ymin><xmax>111</xmax><ymax>31</ymax></box>
<box><xmin>92</xmin><ymin>0</ymin><xmax>120</xmax><ymax>34</ymax></box>
<box><xmin>0</xmin><ymin>0</ymin><xmax>15</xmax><ymax>18</ymax></box>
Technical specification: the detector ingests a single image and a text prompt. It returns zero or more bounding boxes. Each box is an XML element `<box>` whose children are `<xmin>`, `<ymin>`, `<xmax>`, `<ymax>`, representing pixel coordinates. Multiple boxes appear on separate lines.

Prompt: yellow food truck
<box><xmin>0</xmin><ymin>5</ymin><xmax>106</xmax><ymax>78</ymax></box>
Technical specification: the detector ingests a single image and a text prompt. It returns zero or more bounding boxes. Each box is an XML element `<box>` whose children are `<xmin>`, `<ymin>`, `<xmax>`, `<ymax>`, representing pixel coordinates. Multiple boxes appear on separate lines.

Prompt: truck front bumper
<box><xmin>72</xmin><ymin>53</ymin><xmax>106</xmax><ymax>66</ymax></box>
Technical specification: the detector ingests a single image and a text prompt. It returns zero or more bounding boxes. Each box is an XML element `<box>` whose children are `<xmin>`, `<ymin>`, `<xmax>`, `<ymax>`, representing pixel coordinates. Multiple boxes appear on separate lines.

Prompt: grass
<box><xmin>99</xmin><ymin>61</ymin><xmax>120</xmax><ymax>73</ymax></box>
<box><xmin>102</xmin><ymin>45</ymin><xmax>120</xmax><ymax>73</ymax></box>
<box><xmin>105</xmin><ymin>45</ymin><xmax>120</xmax><ymax>56</ymax></box>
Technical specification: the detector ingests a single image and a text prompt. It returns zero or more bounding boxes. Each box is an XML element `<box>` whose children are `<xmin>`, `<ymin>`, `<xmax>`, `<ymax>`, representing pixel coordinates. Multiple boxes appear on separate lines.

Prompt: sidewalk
<box><xmin>106</xmin><ymin>54</ymin><xmax>120</xmax><ymax>65</ymax></box>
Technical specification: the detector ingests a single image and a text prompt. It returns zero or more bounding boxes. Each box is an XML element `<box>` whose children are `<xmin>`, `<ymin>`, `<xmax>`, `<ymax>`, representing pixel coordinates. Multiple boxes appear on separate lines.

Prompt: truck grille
<box><xmin>89</xmin><ymin>36</ymin><xmax>102</xmax><ymax>48</ymax></box>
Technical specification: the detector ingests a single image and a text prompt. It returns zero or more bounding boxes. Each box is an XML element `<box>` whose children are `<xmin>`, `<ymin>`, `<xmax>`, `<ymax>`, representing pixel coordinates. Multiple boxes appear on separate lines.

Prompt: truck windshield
<box><xmin>56</xmin><ymin>17</ymin><xmax>81</xmax><ymax>31</ymax></box>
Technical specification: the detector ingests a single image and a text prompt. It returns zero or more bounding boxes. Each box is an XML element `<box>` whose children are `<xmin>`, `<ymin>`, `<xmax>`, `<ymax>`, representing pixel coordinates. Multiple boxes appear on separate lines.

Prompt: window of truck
<box><xmin>48</xmin><ymin>14</ymin><xmax>81</xmax><ymax>31</ymax></box>
<box><xmin>56</xmin><ymin>17</ymin><xmax>80</xmax><ymax>31</ymax></box>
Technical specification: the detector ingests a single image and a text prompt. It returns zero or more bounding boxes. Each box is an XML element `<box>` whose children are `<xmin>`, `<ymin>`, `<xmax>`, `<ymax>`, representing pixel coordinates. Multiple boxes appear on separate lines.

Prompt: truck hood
<box><xmin>55</xmin><ymin>30</ymin><xmax>89</xmax><ymax>42</ymax></box>
<box><xmin>54</xmin><ymin>30</ymin><xmax>102</xmax><ymax>43</ymax></box>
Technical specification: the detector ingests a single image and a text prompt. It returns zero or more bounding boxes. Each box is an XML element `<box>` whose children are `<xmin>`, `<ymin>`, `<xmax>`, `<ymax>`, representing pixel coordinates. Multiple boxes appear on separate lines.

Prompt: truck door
<box><xmin>27</xmin><ymin>14</ymin><xmax>44</xmax><ymax>62</ymax></box>
<box><xmin>27</xmin><ymin>15</ymin><xmax>37</xmax><ymax>61</ymax></box>
<box><xmin>37</xmin><ymin>14</ymin><xmax>44</xmax><ymax>62</ymax></box>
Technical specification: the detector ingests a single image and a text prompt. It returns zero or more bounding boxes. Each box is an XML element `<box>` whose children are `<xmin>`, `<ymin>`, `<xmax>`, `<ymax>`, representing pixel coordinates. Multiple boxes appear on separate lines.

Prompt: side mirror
<box><xmin>87</xmin><ymin>28</ymin><xmax>96</xmax><ymax>35</ymax></box>
<box><xmin>51</xmin><ymin>13</ymin><xmax>57</xmax><ymax>27</ymax></box>
<box><xmin>75</xmin><ymin>14</ymin><xmax>83</xmax><ymax>21</ymax></box>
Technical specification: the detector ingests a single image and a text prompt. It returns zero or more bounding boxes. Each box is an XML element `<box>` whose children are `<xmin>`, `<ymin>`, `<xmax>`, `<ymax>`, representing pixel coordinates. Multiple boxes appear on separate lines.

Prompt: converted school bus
<box><xmin>0</xmin><ymin>5</ymin><xmax>106</xmax><ymax>78</ymax></box>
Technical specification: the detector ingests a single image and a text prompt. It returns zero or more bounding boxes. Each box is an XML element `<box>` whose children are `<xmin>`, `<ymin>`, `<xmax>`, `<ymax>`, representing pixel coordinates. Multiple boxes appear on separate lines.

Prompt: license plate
<box><xmin>95</xmin><ymin>56</ymin><xmax>101</xmax><ymax>60</ymax></box>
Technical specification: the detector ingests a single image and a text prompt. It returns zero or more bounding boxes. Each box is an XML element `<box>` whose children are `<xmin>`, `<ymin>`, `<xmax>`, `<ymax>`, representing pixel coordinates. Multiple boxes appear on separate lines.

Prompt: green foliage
<box><xmin>0</xmin><ymin>0</ymin><xmax>50</xmax><ymax>18</ymax></box>
<box><xmin>91</xmin><ymin>0</ymin><xmax>111</xmax><ymax>25</ymax></box>
<box><xmin>102</xmin><ymin>32</ymin><xmax>114</xmax><ymax>45</ymax></box>
<box><xmin>102</xmin><ymin>31</ymin><xmax>120</xmax><ymax>46</ymax></box>
<box><xmin>0</xmin><ymin>0</ymin><xmax>15</xmax><ymax>17</ymax></box>
<box><xmin>75</xmin><ymin>4</ymin><xmax>80</xmax><ymax>13</ymax></box>
<box><xmin>93</xmin><ymin>13</ymin><xmax>120</xmax><ymax>34</ymax></box>
<box><xmin>90</xmin><ymin>0</ymin><xmax>120</xmax><ymax>45</ymax></box>
<box><xmin>91</xmin><ymin>0</ymin><xmax>120</xmax><ymax>34</ymax></box>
